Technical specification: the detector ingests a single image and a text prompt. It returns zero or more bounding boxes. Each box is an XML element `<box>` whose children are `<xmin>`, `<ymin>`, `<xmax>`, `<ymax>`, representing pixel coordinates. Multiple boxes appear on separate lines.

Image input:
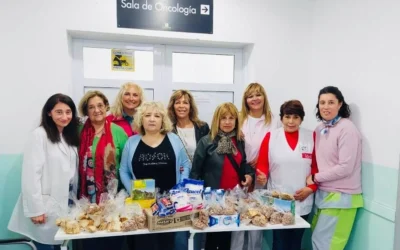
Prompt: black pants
<box><xmin>80</xmin><ymin>236</ymin><xmax>125</xmax><ymax>250</ymax></box>
<box><xmin>127</xmin><ymin>233</ymin><xmax>175</xmax><ymax>250</ymax></box>
<box><xmin>272</xmin><ymin>214</ymin><xmax>309</xmax><ymax>250</ymax></box>
<box><xmin>205</xmin><ymin>232</ymin><xmax>231</xmax><ymax>250</ymax></box>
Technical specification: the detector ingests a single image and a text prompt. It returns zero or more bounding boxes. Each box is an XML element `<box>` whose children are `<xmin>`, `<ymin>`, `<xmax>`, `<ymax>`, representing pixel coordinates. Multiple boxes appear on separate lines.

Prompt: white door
<box><xmin>72</xmin><ymin>39</ymin><xmax>244</xmax><ymax>124</ymax></box>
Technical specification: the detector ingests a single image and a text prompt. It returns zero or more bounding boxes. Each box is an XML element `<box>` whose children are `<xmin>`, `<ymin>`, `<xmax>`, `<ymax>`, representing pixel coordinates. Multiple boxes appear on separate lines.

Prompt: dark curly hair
<box><xmin>315</xmin><ymin>86</ymin><xmax>351</xmax><ymax>121</ymax></box>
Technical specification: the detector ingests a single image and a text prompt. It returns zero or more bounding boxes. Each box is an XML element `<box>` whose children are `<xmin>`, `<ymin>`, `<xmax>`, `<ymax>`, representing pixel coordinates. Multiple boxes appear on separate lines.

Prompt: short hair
<box><xmin>210</xmin><ymin>102</ymin><xmax>241</xmax><ymax>141</ymax></box>
<box><xmin>279</xmin><ymin>100</ymin><xmax>305</xmax><ymax>120</ymax></box>
<box><xmin>110</xmin><ymin>82</ymin><xmax>144</xmax><ymax>117</ymax></box>
<box><xmin>40</xmin><ymin>93</ymin><xmax>79</xmax><ymax>147</ymax></box>
<box><xmin>78</xmin><ymin>90</ymin><xmax>110</xmax><ymax>117</ymax></box>
<box><xmin>167</xmin><ymin>89</ymin><xmax>205</xmax><ymax>127</ymax></box>
<box><xmin>134</xmin><ymin>101</ymin><xmax>173</xmax><ymax>135</ymax></box>
<box><xmin>240</xmin><ymin>83</ymin><xmax>272</xmax><ymax>127</ymax></box>
<box><xmin>315</xmin><ymin>86</ymin><xmax>351</xmax><ymax>121</ymax></box>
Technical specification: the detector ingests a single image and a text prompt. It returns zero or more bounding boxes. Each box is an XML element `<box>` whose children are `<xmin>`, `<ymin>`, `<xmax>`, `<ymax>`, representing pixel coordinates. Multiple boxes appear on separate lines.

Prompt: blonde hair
<box><xmin>134</xmin><ymin>101</ymin><xmax>172</xmax><ymax>135</ymax></box>
<box><xmin>167</xmin><ymin>90</ymin><xmax>205</xmax><ymax>127</ymax></box>
<box><xmin>78</xmin><ymin>90</ymin><xmax>110</xmax><ymax>117</ymax></box>
<box><xmin>239</xmin><ymin>83</ymin><xmax>272</xmax><ymax>127</ymax></box>
<box><xmin>210</xmin><ymin>102</ymin><xmax>241</xmax><ymax>141</ymax></box>
<box><xmin>110</xmin><ymin>82</ymin><xmax>144</xmax><ymax>117</ymax></box>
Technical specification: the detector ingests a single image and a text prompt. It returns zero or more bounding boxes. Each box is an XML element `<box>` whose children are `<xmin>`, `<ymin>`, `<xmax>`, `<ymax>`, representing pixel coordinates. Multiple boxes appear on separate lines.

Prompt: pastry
<box><xmin>282</xmin><ymin>212</ymin><xmax>295</xmax><ymax>225</ymax></box>
<box><xmin>65</xmin><ymin>221</ymin><xmax>80</xmax><ymax>234</ymax></box>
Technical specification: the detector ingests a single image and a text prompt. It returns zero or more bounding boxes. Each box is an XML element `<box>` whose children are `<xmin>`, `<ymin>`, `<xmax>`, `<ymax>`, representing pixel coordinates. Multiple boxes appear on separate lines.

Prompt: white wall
<box><xmin>0</xmin><ymin>0</ymin><xmax>314</xmax><ymax>154</ymax></box>
<box><xmin>307</xmin><ymin>0</ymin><xmax>400</xmax><ymax>169</ymax></box>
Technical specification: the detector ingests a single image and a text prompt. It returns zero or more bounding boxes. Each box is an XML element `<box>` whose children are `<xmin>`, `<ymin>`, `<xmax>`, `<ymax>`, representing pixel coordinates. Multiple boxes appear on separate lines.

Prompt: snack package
<box><xmin>152</xmin><ymin>192</ymin><xmax>176</xmax><ymax>217</ymax></box>
<box><xmin>63</xmin><ymin>206</ymin><xmax>82</xmax><ymax>234</ymax></box>
<box><xmin>191</xmin><ymin>209</ymin><xmax>209</xmax><ymax>230</ymax></box>
<box><xmin>203</xmin><ymin>187</ymin><xmax>212</xmax><ymax>209</ymax></box>
<box><xmin>182</xmin><ymin>178</ymin><xmax>204</xmax><ymax>210</ymax></box>
<box><xmin>270</xmin><ymin>212</ymin><xmax>284</xmax><ymax>224</ymax></box>
<box><xmin>262</xmin><ymin>190</ymin><xmax>296</xmax><ymax>216</ymax></box>
<box><xmin>237</xmin><ymin>193</ymin><xmax>269</xmax><ymax>227</ymax></box>
<box><xmin>206</xmin><ymin>188</ymin><xmax>239</xmax><ymax>216</ymax></box>
<box><xmin>169</xmin><ymin>186</ymin><xmax>192</xmax><ymax>213</ymax></box>
<box><xmin>208</xmin><ymin>213</ymin><xmax>240</xmax><ymax>228</ymax></box>
<box><xmin>131</xmin><ymin>179</ymin><xmax>156</xmax><ymax>208</ymax></box>
<box><xmin>132</xmin><ymin>206</ymin><xmax>147</xmax><ymax>229</ymax></box>
<box><xmin>207</xmin><ymin>190</ymin><xmax>224</xmax><ymax>216</ymax></box>
<box><xmin>282</xmin><ymin>212</ymin><xmax>295</xmax><ymax>225</ymax></box>
<box><xmin>252</xmin><ymin>214</ymin><xmax>268</xmax><ymax>227</ymax></box>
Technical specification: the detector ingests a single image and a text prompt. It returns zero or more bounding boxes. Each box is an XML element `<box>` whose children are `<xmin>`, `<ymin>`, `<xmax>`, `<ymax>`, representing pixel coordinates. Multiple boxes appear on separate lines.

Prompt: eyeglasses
<box><xmin>88</xmin><ymin>104</ymin><xmax>106</xmax><ymax>112</ymax></box>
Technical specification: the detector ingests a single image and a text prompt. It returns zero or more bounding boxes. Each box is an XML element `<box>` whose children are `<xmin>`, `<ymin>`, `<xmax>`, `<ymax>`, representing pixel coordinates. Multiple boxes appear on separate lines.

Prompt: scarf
<box><xmin>78</xmin><ymin>119</ymin><xmax>116</xmax><ymax>204</ymax></box>
<box><xmin>216</xmin><ymin>130</ymin><xmax>238</xmax><ymax>155</ymax></box>
<box><xmin>320</xmin><ymin>116</ymin><xmax>342</xmax><ymax>135</ymax></box>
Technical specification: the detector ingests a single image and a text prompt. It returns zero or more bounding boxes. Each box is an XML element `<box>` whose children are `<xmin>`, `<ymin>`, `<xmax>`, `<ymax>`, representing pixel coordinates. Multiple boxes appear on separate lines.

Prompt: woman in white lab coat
<box><xmin>8</xmin><ymin>94</ymin><xmax>80</xmax><ymax>250</ymax></box>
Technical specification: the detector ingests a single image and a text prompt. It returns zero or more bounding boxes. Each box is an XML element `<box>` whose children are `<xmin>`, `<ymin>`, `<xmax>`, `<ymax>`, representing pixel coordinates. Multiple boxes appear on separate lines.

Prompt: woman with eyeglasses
<box><xmin>77</xmin><ymin>90</ymin><xmax>128</xmax><ymax>250</ymax></box>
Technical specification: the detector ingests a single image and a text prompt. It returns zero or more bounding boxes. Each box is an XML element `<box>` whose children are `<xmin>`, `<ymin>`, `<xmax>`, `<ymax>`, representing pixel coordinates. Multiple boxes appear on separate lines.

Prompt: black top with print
<box><xmin>132</xmin><ymin>136</ymin><xmax>176</xmax><ymax>192</ymax></box>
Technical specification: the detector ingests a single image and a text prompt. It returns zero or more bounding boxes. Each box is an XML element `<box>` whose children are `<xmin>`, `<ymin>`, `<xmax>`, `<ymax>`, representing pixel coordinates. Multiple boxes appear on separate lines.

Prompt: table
<box><xmin>188</xmin><ymin>216</ymin><xmax>310</xmax><ymax>250</ymax></box>
<box><xmin>55</xmin><ymin>216</ymin><xmax>310</xmax><ymax>250</ymax></box>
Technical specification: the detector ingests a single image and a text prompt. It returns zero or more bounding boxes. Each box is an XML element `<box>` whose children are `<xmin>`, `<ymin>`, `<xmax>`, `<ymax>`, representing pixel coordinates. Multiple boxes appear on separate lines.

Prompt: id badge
<box><xmin>300</xmin><ymin>143</ymin><xmax>312</xmax><ymax>159</ymax></box>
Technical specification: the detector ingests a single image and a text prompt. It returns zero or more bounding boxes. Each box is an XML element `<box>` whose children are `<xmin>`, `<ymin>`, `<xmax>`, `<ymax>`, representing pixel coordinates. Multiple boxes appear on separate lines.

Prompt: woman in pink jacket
<box><xmin>307</xmin><ymin>86</ymin><xmax>363</xmax><ymax>250</ymax></box>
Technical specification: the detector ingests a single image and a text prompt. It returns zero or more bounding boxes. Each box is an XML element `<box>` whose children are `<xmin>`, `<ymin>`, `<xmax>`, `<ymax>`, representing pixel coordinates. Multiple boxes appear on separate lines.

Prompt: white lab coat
<box><xmin>8</xmin><ymin>127</ymin><xmax>78</xmax><ymax>245</ymax></box>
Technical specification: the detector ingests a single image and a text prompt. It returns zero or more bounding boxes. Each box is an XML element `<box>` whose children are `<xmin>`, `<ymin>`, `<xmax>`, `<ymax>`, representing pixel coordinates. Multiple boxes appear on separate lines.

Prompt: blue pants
<box><xmin>174</xmin><ymin>231</ymin><xmax>204</xmax><ymax>250</ymax></box>
<box><xmin>272</xmin><ymin>214</ymin><xmax>309</xmax><ymax>250</ymax></box>
<box><xmin>33</xmin><ymin>241</ymin><xmax>61</xmax><ymax>250</ymax></box>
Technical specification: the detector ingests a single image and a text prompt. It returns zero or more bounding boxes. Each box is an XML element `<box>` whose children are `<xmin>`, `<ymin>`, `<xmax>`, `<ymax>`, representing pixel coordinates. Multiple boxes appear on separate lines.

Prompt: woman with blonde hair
<box><xmin>232</xmin><ymin>83</ymin><xmax>280</xmax><ymax>250</ymax></box>
<box><xmin>168</xmin><ymin>89</ymin><xmax>210</xmax><ymax>161</ymax></box>
<box><xmin>120</xmin><ymin>101</ymin><xmax>191</xmax><ymax>250</ymax></box>
<box><xmin>77</xmin><ymin>90</ymin><xmax>128</xmax><ymax>250</ymax></box>
<box><xmin>107</xmin><ymin>82</ymin><xmax>144</xmax><ymax>137</ymax></box>
<box><xmin>190</xmin><ymin>102</ymin><xmax>254</xmax><ymax>250</ymax></box>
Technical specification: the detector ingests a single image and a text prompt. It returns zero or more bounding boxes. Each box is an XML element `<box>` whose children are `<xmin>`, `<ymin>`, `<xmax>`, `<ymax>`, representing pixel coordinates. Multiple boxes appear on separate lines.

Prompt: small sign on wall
<box><xmin>117</xmin><ymin>0</ymin><xmax>213</xmax><ymax>34</ymax></box>
<box><xmin>111</xmin><ymin>49</ymin><xmax>135</xmax><ymax>72</ymax></box>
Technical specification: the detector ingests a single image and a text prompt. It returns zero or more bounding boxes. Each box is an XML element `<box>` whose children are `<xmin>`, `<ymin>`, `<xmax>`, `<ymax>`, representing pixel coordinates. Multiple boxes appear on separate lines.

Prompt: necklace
<box><xmin>95</xmin><ymin>128</ymin><xmax>104</xmax><ymax>136</ymax></box>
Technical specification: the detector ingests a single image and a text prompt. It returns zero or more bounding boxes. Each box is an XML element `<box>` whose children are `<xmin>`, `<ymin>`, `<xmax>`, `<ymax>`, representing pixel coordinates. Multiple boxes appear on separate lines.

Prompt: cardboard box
<box><xmin>131</xmin><ymin>179</ymin><xmax>156</xmax><ymax>208</ymax></box>
<box><xmin>145</xmin><ymin>209</ymin><xmax>199</xmax><ymax>231</ymax></box>
<box><xmin>264</xmin><ymin>195</ymin><xmax>295</xmax><ymax>215</ymax></box>
<box><xmin>209</xmin><ymin>214</ymin><xmax>240</xmax><ymax>228</ymax></box>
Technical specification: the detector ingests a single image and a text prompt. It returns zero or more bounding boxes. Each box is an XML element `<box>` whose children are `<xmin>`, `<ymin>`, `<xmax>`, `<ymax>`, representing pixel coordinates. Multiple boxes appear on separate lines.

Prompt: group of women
<box><xmin>8</xmin><ymin>82</ymin><xmax>363</xmax><ymax>250</ymax></box>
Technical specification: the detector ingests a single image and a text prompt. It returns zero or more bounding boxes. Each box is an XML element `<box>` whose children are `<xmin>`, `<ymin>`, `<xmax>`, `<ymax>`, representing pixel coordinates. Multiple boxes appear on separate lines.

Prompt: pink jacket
<box><xmin>314</xmin><ymin>118</ymin><xmax>362</xmax><ymax>194</ymax></box>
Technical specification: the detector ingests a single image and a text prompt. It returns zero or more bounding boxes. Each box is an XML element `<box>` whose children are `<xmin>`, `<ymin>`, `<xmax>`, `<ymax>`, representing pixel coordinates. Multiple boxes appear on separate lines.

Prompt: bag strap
<box><xmin>226</xmin><ymin>153</ymin><xmax>246</xmax><ymax>182</ymax></box>
<box><xmin>174</xmin><ymin>127</ymin><xmax>193</xmax><ymax>163</ymax></box>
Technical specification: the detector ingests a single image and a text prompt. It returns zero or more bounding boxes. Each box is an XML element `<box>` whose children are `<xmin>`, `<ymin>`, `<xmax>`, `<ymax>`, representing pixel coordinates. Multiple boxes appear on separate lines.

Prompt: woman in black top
<box><xmin>120</xmin><ymin>101</ymin><xmax>191</xmax><ymax>250</ymax></box>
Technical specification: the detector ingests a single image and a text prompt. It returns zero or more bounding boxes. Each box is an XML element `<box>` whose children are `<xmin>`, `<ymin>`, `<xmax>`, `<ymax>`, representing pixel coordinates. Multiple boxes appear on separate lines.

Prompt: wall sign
<box><xmin>111</xmin><ymin>49</ymin><xmax>135</xmax><ymax>72</ymax></box>
<box><xmin>117</xmin><ymin>0</ymin><xmax>213</xmax><ymax>34</ymax></box>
